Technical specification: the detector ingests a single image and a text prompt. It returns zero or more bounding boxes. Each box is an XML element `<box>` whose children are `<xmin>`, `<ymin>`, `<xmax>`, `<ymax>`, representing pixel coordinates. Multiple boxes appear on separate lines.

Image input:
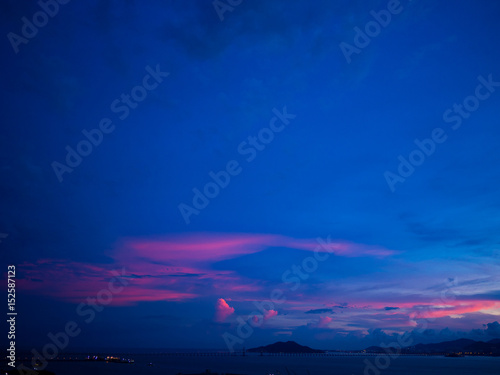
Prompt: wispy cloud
<box><xmin>17</xmin><ymin>232</ymin><xmax>395</xmax><ymax>305</ymax></box>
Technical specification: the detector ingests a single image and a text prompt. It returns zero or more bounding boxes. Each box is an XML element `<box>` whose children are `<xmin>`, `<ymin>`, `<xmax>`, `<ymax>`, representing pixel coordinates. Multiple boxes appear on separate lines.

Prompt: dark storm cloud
<box><xmin>485</xmin><ymin>321</ymin><xmax>500</xmax><ymax>337</ymax></box>
<box><xmin>305</xmin><ymin>308</ymin><xmax>334</xmax><ymax>314</ymax></box>
<box><xmin>384</xmin><ymin>306</ymin><xmax>400</xmax><ymax>311</ymax></box>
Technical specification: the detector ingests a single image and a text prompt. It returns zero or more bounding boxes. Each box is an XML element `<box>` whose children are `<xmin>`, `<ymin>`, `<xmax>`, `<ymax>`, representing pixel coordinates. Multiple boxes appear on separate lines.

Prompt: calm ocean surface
<box><xmin>26</xmin><ymin>354</ymin><xmax>500</xmax><ymax>375</ymax></box>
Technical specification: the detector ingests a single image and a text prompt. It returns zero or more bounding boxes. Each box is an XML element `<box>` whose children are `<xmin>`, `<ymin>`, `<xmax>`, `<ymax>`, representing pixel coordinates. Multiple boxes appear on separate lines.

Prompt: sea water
<box><xmin>21</xmin><ymin>354</ymin><xmax>500</xmax><ymax>375</ymax></box>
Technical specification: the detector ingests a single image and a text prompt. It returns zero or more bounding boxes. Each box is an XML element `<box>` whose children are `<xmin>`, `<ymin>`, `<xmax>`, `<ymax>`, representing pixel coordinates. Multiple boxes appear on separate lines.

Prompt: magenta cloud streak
<box><xmin>17</xmin><ymin>232</ymin><xmax>395</xmax><ymax>307</ymax></box>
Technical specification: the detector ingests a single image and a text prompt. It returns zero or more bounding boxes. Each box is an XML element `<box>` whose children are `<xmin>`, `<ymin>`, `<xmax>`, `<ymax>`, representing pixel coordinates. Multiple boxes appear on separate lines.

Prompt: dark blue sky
<box><xmin>1</xmin><ymin>0</ymin><xmax>500</xmax><ymax>351</ymax></box>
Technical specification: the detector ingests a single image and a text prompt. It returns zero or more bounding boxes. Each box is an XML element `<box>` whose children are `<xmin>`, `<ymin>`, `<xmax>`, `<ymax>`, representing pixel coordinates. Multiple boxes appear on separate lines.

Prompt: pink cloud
<box><xmin>215</xmin><ymin>298</ymin><xmax>235</xmax><ymax>322</ymax></box>
<box><xmin>120</xmin><ymin>233</ymin><xmax>281</xmax><ymax>264</ymax></box>
<box><xmin>264</xmin><ymin>309</ymin><xmax>278</xmax><ymax>320</ymax></box>
<box><xmin>16</xmin><ymin>232</ymin><xmax>396</xmax><ymax>306</ymax></box>
<box><xmin>17</xmin><ymin>259</ymin><xmax>198</xmax><ymax>305</ymax></box>
<box><xmin>318</xmin><ymin>316</ymin><xmax>333</xmax><ymax>328</ymax></box>
<box><xmin>119</xmin><ymin>232</ymin><xmax>396</xmax><ymax>265</ymax></box>
<box><xmin>409</xmin><ymin>301</ymin><xmax>500</xmax><ymax>320</ymax></box>
<box><xmin>109</xmin><ymin>289</ymin><xmax>197</xmax><ymax>305</ymax></box>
